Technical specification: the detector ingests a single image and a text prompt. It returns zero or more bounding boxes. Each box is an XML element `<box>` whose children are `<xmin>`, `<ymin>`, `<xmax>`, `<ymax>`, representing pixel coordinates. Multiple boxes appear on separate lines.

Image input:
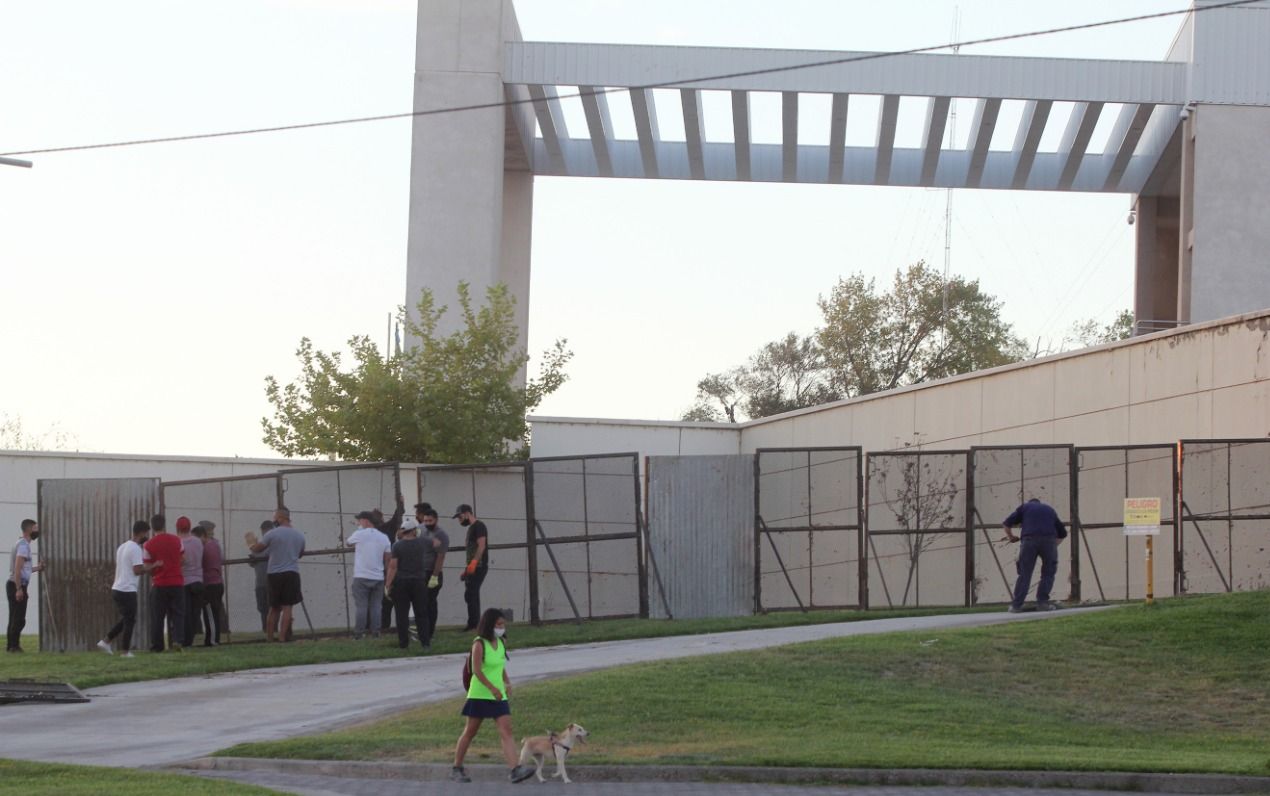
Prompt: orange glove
<box><xmin>464</xmin><ymin>559</ymin><xmax>478</xmax><ymax>576</ymax></box>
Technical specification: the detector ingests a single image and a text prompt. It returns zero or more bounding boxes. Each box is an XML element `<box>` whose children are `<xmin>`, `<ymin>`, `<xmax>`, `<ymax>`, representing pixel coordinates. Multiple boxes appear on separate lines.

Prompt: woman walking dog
<box><xmin>451</xmin><ymin>608</ymin><xmax>535</xmax><ymax>784</ymax></box>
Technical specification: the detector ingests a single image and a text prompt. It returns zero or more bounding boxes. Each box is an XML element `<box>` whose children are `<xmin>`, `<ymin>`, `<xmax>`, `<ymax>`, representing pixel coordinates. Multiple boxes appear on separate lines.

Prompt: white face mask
<box><xmin>494</xmin><ymin>627</ymin><xmax>506</xmax><ymax>638</ymax></box>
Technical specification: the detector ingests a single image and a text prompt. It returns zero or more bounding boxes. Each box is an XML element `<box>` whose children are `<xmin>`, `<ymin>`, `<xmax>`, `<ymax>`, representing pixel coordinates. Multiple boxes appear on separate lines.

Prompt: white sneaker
<box><xmin>96</xmin><ymin>640</ymin><xmax>113</xmax><ymax>655</ymax></box>
<box><xmin>120</xmin><ymin>651</ymin><xmax>135</xmax><ymax>658</ymax></box>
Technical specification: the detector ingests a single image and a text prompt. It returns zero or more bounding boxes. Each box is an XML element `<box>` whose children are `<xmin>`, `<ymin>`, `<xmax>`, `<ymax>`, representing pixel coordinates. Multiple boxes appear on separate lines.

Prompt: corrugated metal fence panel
<box><xmin>37</xmin><ymin>478</ymin><xmax>160</xmax><ymax>652</ymax></box>
<box><xmin>647</xmin><ymin>455</ymin><xmax>754</xmax><ymax>619</ymax></box>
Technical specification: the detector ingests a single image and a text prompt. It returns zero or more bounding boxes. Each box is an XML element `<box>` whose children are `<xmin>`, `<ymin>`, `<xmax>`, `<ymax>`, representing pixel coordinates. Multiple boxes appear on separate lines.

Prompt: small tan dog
<box><xmin>516</xmin><ymin>723</ymin><xmax>589</xmax><ymax>784</ymax></box>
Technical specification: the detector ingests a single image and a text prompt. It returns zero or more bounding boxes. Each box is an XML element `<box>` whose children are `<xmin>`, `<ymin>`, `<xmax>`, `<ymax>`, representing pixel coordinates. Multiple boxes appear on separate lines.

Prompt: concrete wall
<box><xmin>531</xmin><ymin>309</ymin><xmax>1270</xmax><ymax>459</ymax></box>
<box><xmin>1189</xmin><ymin>105</ymin><xmax>1270</xmax><ymax>323</ymax></box>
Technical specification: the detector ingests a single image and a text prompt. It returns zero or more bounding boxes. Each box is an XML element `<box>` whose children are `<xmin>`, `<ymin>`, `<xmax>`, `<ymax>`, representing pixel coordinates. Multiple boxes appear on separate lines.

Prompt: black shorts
<box><xmin>267</xmin><ymin>571</ymin><xmax>303</xmax><ymax>608</ymax></box>
<box><xmin>461</xmin><ymin>698</ymin><xmax>511</xmax><ymax>719</ymax></box>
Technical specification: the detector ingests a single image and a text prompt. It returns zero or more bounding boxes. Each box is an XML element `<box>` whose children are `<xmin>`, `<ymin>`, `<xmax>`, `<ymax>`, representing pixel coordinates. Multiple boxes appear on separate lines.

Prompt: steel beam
<box><xmin>965</xmin><ymin>97</ymin><xmax>1001</xmax><ymax>188</ymax></box>
<box><xmin>875</xmin><ymin>94</ymin><xmax>900</xmax><ymax>184</ymax></box>
<box><xmin>1102</xmin><ymin>102</ymin><xmax>1156</xmax><ymax>191</ymax></box>
<box><xmin>732</xmin><ymin>90</ymin><xmax>751</xmax><ymax>181</ymax></box>
<box><xmin>782</xmin><ymin>91</ymin><xmax>799</xmax><ymax>182</ymax></box>
<box><xmin>630</xmin><ymin>88</ymin><xmax>660</xmax><ymax>178</ymax></box>
<box><xmin>1057</xmin><ymin>101</ymin><xmax>1105</xmax><ymax>189</ymax></box>
<box><xmin>920</xmin><ymin>96</ymin><xmax>952</xmax><ymax>185</ymax></box>
<box><xmin>828</xmin><ymin>93</ymin><xmax>848</xmax><ymax>183</ymax></box>
<box><xmin>579</xmin><ymin>85</ymin><xmax>615</xmax><ymax>177</ymax></box>
<box><xmin>1011</xmin><ymin>99</ymin><xmax>1052</xmax><ymax>189</ymax></box>
<box><xmin>505</xmin><ymin>42</ymin><xmax>1188</xmax><ymax>105</ymax></box>
<box><xmin>681</xmin><ymin>88</ymin><xmax>706</xmax><ymax>180</ymax></box>
<box><xmin>526</xmin><ymin>83</ymin><xmax>568</xmax><ymax>174</ymax></box>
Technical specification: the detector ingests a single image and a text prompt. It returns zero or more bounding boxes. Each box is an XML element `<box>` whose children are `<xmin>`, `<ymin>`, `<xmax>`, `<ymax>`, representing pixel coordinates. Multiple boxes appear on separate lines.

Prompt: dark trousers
<box><xmin>150</xmin><ymin>584</ymin><xmax>185</xmax><ymax>652</ymax></box>
<box><xmin>1012</xmin><ymin>536</ymin><xmax>1060</xmax><ymax>607</ymax></box>
<box><xmin>183</xmin><ymin>582</ymin><xmax>206</xmax><ymax>647</ymax></box>
<box><xmin>202</xmin><ymin>583</ymin><xmax>225</xmax><ymax>645</ymax></box>
<box><xmin>381</xmin><ymin>593</ymin><xmax>394</xmax><ymax>630</ymax></box>
<box><xmin>106</xmin><ymin>589</ymin><xmax>139</xmax><ymax>651</ymax></box>
<box><xmin>463</xmin><ymin>566</ymin><xmax>488</xmax><ymax>630</ymax></box>
<box><xmin>392</xmin><ymin>578</ymin><xmax>427</xmax><ymax>649</ymax></box>
<box><xmin>6</xmin><ymin>580</ymin><xmax>28</xmax><ymax>651</ymax></box>
<box><xmin>423</xmin><ymin>573</ymin><xmax>443</xmax><ymax>642</ymax></box>
<box><xmin>254</xmin><ymin>585</ymin><xmax>269</xmax><ymax>632</ymax></box>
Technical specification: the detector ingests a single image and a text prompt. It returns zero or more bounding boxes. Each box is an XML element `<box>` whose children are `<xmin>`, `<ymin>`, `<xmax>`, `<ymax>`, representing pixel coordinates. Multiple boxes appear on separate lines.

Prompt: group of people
<box><xmin>26</xmin><ymin>499</ymin><xmax>489</xmax><ymax>655</ymax></box>
<box><xmin>344</xmin><ymin>501</ymin><xmax>490</xmax><ymax>651</ymax></box>
<box><xmin>96</xmin><ymin>513</ymin><xmax>232</xmax><ymax>655</ymax></box>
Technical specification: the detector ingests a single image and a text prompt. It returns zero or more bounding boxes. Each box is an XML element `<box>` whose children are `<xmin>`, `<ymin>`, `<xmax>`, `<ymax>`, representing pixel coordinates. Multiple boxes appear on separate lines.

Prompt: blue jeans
<box><xmin>351</xmin><ymin>578</ymin><xmax>385</xmax><ymax>636</ymax></box>
<box><xmin>1011</xmin><ymin>536</ymin><xmax>1059</xmax><ymax>607</ymax></box>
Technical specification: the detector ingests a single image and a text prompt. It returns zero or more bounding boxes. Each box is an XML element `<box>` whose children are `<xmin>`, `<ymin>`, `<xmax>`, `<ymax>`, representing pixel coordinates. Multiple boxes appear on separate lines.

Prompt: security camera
<box><xmin>1179</xmin><ymin>107</ymin><xmax>1190</xmax><ymax>121</ymax></box>
<box><xmin>1127</xmin><ymin>210</ymin><xmax>1137</xmax><ymax>226</ymax></box>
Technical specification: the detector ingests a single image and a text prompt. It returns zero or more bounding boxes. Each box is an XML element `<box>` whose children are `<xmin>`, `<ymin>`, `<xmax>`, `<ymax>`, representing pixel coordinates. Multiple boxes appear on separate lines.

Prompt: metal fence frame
<box><xmin>864</xmin><ymin>449</ymin><xmax>972</xmax><ymax>609</ymax></box>
<box><xmin>1073</xmin><ymin>443</ymin><xmax>1179</xmax><ymax>601</ymax></box>
<box><xmin>753</xmin><ymin>447</ymin><xmax>864</xmax><ymax>612</ymax></box>
<box><xmin>418</xmin><ymin>452</ymin><xmax>648</xmax><ymax>624</ymax></box>
<box><xmin>1178</xmin><ymin>438</ymin><xmax>1270</xmax><ymax>594</ymax></box>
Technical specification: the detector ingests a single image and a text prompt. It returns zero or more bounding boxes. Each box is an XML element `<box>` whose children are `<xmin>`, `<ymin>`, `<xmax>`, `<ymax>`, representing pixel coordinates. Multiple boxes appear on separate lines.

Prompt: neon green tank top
<box><xmin>466</xmin><ymin>637</ymin><xmax>507</xmax><ymax>701</ymax></box>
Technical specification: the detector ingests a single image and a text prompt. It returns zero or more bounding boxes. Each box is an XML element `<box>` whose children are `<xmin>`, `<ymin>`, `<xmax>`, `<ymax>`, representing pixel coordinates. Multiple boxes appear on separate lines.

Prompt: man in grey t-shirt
<box><xmin>248</xmin><ymin>508</ymin><xmax>306</xmax><ymax>642</ymax></box>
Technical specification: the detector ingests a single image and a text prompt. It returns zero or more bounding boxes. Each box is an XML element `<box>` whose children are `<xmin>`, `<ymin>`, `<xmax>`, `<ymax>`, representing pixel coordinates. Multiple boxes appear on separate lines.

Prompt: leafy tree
<box><xmin>1066</xmin><ymin>309</ymin><xmax>1134</xmax><ymax>349</ymax></box>
<box><xmin>685</xmin><ymin>261</ymin><xmax>1030</xmax><ymax>420</ymax></box>
<box><xmin>817</xmin><ymin>261</ymin><xmax>1026</xmax><ymax>398</ymax></box>
<box><xmin>1</xmin><ymin>413</ymin><xmax>77</xmax><ymax>451</ymax></box>
<box><xmin>262</xmin><ymin>282</ymin><xmax>571</xmax><ymax>463</ymax></box>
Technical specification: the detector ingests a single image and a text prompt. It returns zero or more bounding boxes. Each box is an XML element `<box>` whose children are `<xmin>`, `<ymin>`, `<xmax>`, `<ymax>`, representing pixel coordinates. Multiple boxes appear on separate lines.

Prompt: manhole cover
<box><xmin>0</xmin><ymin>680</ymin><xmax>89</xmax><ymax>705</ymax></box>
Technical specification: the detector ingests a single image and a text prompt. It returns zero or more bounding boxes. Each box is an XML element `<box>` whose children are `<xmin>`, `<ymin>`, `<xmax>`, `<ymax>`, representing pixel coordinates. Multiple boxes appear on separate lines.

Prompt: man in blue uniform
<box><xmin>1002</xmin><ymin>497</ymin><xmax>1068</xmax><ymax>613</ymax></box>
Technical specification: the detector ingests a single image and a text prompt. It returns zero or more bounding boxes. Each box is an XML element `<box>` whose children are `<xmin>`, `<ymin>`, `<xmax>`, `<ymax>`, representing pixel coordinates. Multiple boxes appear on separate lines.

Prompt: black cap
<box><xmin>413</xmin><ymin>502</ymin><xmax>432</xmax><ymax>512</ymax></box>
<box><xmin>452</xmin><ymin>503</ymin><xmax>473</xmax><ymax>519</ymax></box>
<box><xmin>355</xmin><ymin>510</ymin><xmax>376</xmax><ymax>521</ymax></box>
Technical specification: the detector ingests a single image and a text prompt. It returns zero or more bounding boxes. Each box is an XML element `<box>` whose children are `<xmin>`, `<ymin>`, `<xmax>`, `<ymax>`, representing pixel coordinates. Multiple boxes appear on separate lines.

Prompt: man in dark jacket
<box><xmin>1002</xmin><ymin>497</ymin><xmax>1067</xmax><ymax>613</ymax></box>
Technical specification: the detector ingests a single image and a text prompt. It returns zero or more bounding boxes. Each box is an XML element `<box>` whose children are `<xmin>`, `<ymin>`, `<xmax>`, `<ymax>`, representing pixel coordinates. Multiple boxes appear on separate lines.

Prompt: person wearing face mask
<box><xmin>451</xmin><ymin>608</ymin><xmax>535</xmax><ymax>784</ymax></box>
<box><xmin>418</xmin><ymin>507</ymin><xmax>450</xmax><ymax>647</ymax></box>
<box><xmin>7</xmin><ymin>519</ymin><xmax>45</xmax><ymax>653</ymax></box>
<box><xmin>453</xmin><ymin>504</ymin><xmax>489</xmax><ymax>632</ymax></box>
<box><xmin>385</xmin><ymin>519</ymin><xmax>430</xmax><ymax>651</ymax></box>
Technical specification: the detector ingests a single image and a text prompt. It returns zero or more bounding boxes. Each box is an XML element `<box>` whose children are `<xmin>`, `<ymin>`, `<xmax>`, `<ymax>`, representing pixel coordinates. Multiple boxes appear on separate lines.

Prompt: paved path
<box><xmin>196</xmin><ymin>768</ymin><xmax>1185</xmax><ymax>796</ymax></box>
<box><xmin>4</xmin><ymin>609</ymin><xmax>1098</xmax><ymax>769</ymax></box>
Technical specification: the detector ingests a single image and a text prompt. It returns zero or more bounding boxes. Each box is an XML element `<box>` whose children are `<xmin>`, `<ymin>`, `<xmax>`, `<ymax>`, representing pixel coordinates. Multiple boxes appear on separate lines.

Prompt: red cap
<box><xmin>175</xmin><ymin>516</ymin><xmax>192</xmax><ymax>533</ymax></box>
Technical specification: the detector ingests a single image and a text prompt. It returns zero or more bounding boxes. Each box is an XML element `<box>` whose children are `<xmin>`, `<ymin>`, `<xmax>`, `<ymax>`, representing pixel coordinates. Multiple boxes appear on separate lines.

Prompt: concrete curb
<box><xmin>179</xmin><ymin>757</ymin><xmax>1270</xmax><ymax>794</ymax></box>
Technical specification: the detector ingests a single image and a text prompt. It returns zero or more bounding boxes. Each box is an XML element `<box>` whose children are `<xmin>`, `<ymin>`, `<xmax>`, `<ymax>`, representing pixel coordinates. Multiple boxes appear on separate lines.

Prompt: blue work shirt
<box><xmin>1004</xmin><ymin>500</ymin><xmax>1067</xmax><ymax>539</ymax></box>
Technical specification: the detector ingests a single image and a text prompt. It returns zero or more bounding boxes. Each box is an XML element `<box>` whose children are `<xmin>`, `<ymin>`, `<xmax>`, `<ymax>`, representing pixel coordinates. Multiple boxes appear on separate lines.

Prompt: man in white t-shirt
<box><xmin>97</xmin><ymin>520</ymin><xmax>163</xmax><ymax>656</ymax></box>
<box><xmin>346</xmin><ymin>510</ymin><xmax>392</xmax><ymax>639</ymax></box>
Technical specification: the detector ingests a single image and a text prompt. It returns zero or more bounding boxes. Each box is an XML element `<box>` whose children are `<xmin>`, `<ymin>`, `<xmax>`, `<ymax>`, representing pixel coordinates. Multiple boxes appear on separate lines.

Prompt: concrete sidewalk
<box><xmin>4</xmin><ymin>608</ymin><xmax>1096</xmax><ymax>769</ymax></box>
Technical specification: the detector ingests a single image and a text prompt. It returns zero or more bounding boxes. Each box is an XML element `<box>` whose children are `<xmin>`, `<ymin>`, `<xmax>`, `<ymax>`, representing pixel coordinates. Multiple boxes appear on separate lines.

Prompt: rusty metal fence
<box><xmin>754</xmin><ymin>448</ymin><xmax>863</xmax><ymax>612</ymax></box>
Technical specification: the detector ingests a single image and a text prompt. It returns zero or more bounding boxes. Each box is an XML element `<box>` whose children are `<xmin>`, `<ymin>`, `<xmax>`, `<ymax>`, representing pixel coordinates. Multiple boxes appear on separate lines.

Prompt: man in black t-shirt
<box><xmin>453</xmin><ymin>504</ymin><xmax>489</xmax><ymax>631</ymax></box>
<box><xmin>385</xmin><ymin>520</ymin><xmax>428</xmax><ymax>651</ymax></box>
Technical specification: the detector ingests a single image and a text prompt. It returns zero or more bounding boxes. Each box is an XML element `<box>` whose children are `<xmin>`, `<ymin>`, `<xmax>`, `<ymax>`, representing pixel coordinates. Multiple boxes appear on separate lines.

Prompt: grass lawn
<box><xmin>0</xmin><ymin>759</ymin><xmax>278</xmax><ymax>795</ymax></box>
<box><xmin>0</xmin><ymin>605</ymin><xmax>992</xmax><ymax>690</ymax></box>
<box><xmin>219</xmin><ymin>591</ymin><xmax>1270</xmax><ymax>776</ymax></box>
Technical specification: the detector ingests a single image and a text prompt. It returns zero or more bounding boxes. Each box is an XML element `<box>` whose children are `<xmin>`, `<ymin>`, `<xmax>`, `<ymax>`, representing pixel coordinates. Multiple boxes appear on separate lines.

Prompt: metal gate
<box><xmin>1179</xmin><ymin>439</ymin><xmax>1270</xmax><ymax>594</ymax></box>
<box><xmin>970</xmin><ymin>445</ymin><xmax>1078</xmax><ymax>604</ymax></box>
<box><xmin>646</xmin><ymin>455</ymin><xmax>753</xmax><ymax>619</ymax></box>
<box><xmin>36</xmin><ymin>478</ymin><xmax>161</xmax><ymax>652</ymax></box>
<box><xmin>1075</xmin><ymin>444</ymin><xmax>1178</xmax><ymax>600</ymax></box>
<box><xmin>865</xmin><ymin>450</ymin><xmax>970</xmax><ymax>608</ymax></box>
<box><xmin>754</xmin><ymin>447</ymin><xmax>863</xmax><ymax>612</ymax></box>
<box><xmin>417</xmin><ymin>452</ymin><xmax>646</xmax><ymax>624</ymax></box>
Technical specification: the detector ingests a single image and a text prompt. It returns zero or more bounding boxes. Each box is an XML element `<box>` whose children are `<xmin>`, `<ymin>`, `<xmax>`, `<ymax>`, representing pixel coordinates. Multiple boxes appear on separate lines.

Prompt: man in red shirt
<box><xmin>143</xmin><ymin>513</ymin><xmax>185</xmax><ymax>652</ymax></box>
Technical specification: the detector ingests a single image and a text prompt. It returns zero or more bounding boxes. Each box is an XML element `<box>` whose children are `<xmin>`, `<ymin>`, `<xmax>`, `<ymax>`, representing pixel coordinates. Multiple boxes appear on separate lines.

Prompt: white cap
<box><xmin>400</xmin><ymin>517</ymin><xmax>420</xmax><ymax>532</ymax></box>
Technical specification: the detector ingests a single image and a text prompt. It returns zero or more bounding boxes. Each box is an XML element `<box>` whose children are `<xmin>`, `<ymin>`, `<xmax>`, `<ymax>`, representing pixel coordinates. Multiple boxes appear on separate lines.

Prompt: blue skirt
<box><xmin>461</xmin><ymin>698</ymin><xmax>510</xmax><ymax>719</ymax></box>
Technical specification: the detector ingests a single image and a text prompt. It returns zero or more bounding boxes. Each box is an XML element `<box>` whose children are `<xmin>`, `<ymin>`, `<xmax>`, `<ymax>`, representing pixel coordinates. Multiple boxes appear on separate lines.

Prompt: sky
<box><xmin>0</xmin><ymin>1</ymin><xmax>1189</xmax><ymax>458</ymax></box>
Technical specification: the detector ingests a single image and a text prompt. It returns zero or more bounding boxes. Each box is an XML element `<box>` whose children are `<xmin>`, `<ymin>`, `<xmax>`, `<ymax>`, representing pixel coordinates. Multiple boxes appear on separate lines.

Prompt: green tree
<box><xmin>818</xmin><ymin>261</ymin><xmax>1026</xmax><ymax>398</ymax></box>
<box><xmin>262</xmin><ymin>282</ymin><xmax>571</xmax><ymax>463</ymax></box>
<box><xmin>1066</xmin><ymin>309</ymin><xmax>1134</xmax><ymax>349</ymax></box>
<box><xmin>685</xmin><ymin>261</ymin><xmax>1027</xmax><ymax>420</ymax></box>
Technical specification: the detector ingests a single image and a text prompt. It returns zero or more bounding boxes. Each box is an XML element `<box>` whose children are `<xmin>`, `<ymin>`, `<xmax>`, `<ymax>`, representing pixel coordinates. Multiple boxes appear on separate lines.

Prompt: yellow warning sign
<box><xmin>1123</xmin><ymin>497</ymin><xmax>1162</xmax><ymax>535</ymax></box>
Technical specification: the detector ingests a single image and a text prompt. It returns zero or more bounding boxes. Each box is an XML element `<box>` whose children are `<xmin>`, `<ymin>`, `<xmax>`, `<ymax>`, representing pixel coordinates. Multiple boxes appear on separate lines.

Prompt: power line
<box><xmin>1</xmin><ymin>0</ymin><xmax>1260</xmax><ymax>159</ymax></box>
